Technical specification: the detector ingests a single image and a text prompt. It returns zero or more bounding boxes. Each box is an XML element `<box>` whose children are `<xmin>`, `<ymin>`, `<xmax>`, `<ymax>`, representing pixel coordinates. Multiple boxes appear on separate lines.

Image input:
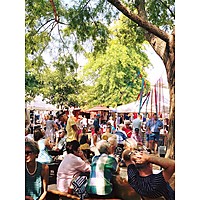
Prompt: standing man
<box><xmin>66</xmin><ymin>106</ymin><xmax>79</xmax><ymax>142</ymax></box>
<box><xmin>93</xmin><ymin>114</ymin><xmax>100</xmax><ymax>131</ymax></box>
<box><xmin>146</xmin><ymin>113</ymin><xmax>163</xmax><ymax>154</ymax></box>
<box><xmin>132</xmin><ymin>114</ymin><xmax>142</xmax><ymax>134</ymax></box>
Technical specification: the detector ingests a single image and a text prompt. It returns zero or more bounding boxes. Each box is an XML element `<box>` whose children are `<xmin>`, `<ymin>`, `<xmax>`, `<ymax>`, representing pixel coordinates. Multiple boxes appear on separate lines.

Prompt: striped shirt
<box><xmin>127</xmin><ymin>164</ymin><xmax>175</xmax><ymax>200</ymax></box>
<box><xmin>86</xmin><ymin>153</ymin><xmax>117</xmax><ymax>195</ymax></box>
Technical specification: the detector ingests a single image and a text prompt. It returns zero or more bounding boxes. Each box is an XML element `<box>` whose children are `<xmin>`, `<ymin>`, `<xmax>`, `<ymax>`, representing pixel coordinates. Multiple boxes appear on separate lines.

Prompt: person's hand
<box><xmin>77</xmin><ymin>150</ymin><xmax>87</xmax><ymax>160</ymax></box>
<box><xmin>130</xmin><ymin>150</ymin><xmax>150</xmax><ymax>165</ymax></box>
<box><xmin>25</xmin><ymin>196</ymin><xmax>34</xmax><ymax>200</ymax></box>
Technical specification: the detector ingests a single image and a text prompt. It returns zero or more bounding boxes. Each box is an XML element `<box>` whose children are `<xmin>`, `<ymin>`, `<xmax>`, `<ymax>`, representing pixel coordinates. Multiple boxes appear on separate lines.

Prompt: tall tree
<box><xmin>40</xmin><ymin>55</ymin><xmax>83</xmax><ymax>108</ymax></box>
<box><xmin>81</xmin><ymin>16</ymin><xmax>151</xmax><ymax>108</ymax></box>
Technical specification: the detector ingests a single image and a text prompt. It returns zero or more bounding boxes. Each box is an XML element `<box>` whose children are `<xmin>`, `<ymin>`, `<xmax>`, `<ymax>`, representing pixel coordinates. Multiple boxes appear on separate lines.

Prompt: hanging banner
<box><xmin>141</xmin><ymin>91</ymin><xmax>150</xmax><ymax>108</ymax></box>
<box><xmin>154</xmin><ymin>83</ymin><xmax>158</xmax><ymax>115</ymax></box>
<box><xmin>138</xmin><ymin>78</ymin><xmax>145</xmax><ymax>114</ymax></box>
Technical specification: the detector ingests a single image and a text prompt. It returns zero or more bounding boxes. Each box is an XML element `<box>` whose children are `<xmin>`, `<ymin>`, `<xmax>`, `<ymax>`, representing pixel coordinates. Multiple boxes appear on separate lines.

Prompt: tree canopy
<box><xmin>25</xmin><ymin>0</ymin><xmax>158</xmax><ymax>107</ymax></box>
<box><xmin>80</xmin><ymin>15</ymin><xmax>151</xmax><ymax>108</ymax></box>
<box><xmin>25</xmin><ymin>0</ymin><xmax>175</xmax><ymax>108</ymax></box>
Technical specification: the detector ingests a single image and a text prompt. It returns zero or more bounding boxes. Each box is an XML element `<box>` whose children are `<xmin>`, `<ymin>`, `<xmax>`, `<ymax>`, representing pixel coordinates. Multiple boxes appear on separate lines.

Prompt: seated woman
<box><xmin>25</xmin><ymin>140</ymin><xmax>49</xmax><ymax>200</ymax></box>
<box><xmin>78</xmin><ymin>127</ymin><xmax>92</xmax><ymax>159</ymax></box>
<box><xmin>90</xmin><ymin>127</ymin><xmax>102</xmax><ymax>155</ymax></box>
<box><xmin>57</xmin><ymin>140</ymin><xmax>91</xmax><ymax>193</ymax></box>
<box><xmin>86</xmin><ymin>140</ymin><xmax>118</xmax><ymax>198</ymax></box>
<box><xmin>34</xmin><ymin>129</ymin><xmax>54</xmax><ymax>164</ymax></box>
<box><xmin>79</xmin><ymin>127</ymin><xmax>90</xmax><ymax>147</ymax></box>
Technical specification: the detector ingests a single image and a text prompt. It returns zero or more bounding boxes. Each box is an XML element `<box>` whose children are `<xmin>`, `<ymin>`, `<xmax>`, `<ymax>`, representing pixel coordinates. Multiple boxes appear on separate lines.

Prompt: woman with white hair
<box><xmin>107</xmin><ymin>135</ymin><xmax>118</xmax><ymax>158</ymax></box>
<box><xmin>86</xmin><ymin>140</ymin><xmax>118</xmax><ymax>198</ymax></box>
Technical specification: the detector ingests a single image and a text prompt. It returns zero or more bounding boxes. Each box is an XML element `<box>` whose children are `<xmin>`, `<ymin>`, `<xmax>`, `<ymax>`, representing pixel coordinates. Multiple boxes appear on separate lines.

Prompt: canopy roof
<box><xmin>116</xmin><ymin>96</ymin><xmax>169</xmax><ymax>114</ymax></box>
<box><xmin>85</xmin><ymin>105</ymin><xmax>111</xmax><ymax>112</ymax></box>
<box><xmin>26</xmin><ymin>96</ymin><xmax>59</xmax><ymax>111</ymax></box>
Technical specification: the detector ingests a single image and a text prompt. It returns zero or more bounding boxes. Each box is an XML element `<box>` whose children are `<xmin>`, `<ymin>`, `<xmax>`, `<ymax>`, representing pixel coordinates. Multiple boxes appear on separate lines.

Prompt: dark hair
<box><xmin>66</xmin><ymin>140</ymin><xmax>80</xmax><ymax>154</ymax></box>
<box><xmin>56</xmin><ymin>110</ymin><xmax>66</xmax><ymax>119</ymax></box>
<box><xmin>49</xmin><ymin>114</ymin><xmax>54</xmax><ymax>120</ymax></box>
<box><xmin>25</xmin><ymin>140</ymin><xmax>40</xmax><ymax>155</ymax></box>
<box><xmin>82</xmin><ymin>127</ymin><xmax>87</xmax><ymax>134</ymax></box>
<box><xmin>33</xmin><ymin>129</ymin><xmax>44</xmax><ymax>141</ymax></box>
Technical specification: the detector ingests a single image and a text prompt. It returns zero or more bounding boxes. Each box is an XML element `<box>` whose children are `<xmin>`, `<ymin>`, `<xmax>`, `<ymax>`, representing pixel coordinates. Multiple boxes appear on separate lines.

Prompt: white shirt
<box><xmin>57</xmin><ymin>153</ymin><xmax>91</xmax><ymax>192</ymax></box>
<box><xmin>132</xmin><ymin>118</ymin><xmax>142</xmax><ymax>130</ymax></box>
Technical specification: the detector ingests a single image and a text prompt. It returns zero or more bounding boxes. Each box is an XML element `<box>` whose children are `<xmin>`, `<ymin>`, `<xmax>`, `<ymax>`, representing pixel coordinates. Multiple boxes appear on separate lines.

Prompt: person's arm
<box><xmin>72</xmin><ymin>124</ymin><xmax>79</xmax><ymax>138</ymax></box>
<box><xmin>79</xmin><ymin>133</ymin><xmax>83</xmax><ymax>143</ymax></box>
<box><xmin>53</xmin><ymin>122</ymin><xmax>58</xmax><ymax>131</ymax></box>
<box><xmin>158</xmin><ymin>120</ymin><xmax>164</xmax><ymax>130</ymax></box>
<box><xmin>39</xmin><ymin>164</ymin><xmax>49</xmax><ymax>200</ymax></box>
<box><xmin>93</xmin><ymin>134</ymin><xmax>97</xmax><ymax>146</ymax></box>
<box><xmin>147</xmin><ymin>155</ymin><xmax>175</xmax><ymax>182</ymax></box>
<box><xmin>45</xmin><ymin>138</ymin><xmax>54</xmax><ymax>150</ymax></box>
<box><xmin>132</xmin><ymin>152</ymin><xmax>175</xmax><ymax>182</ymax></box>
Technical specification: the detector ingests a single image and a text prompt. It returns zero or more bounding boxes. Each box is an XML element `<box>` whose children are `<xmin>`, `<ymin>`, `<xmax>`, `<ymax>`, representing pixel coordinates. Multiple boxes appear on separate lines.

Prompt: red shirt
<box><xmin>123</xmin><ymin>127</ymin><xmax>132</xmax><ymax>138</ymax></box>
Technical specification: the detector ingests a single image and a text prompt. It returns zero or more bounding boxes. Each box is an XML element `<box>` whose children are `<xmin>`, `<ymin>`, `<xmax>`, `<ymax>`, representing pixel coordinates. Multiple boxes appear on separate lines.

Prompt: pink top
<box><xmin>57</xmin><ymin>153</ymin><xmax>91</xmax><ymax>192</ymax></box>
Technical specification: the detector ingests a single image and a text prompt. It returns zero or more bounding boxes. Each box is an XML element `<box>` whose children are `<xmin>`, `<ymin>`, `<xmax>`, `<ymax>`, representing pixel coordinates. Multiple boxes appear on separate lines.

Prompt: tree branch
<box><xmin>49</xmin><ymin>0</ymin><xmax>59</xmax><ymax>22</ymax></box>
<box><xmin>158</xmin><ymin>0</ymin><xmax>175</xmax><ymax>19</ymax></box>
<box><xmin>35</xmin><ymin>19</ymin><xmax>55</xmax><ymax>35</ymax></box>
<box><xmin>80</xmin><ymin>0</ymin><xmax>91</xmax><ymax>10</ymax></box>
<box><xmin>57</xmin><ymin>24</ymin><xmax>71</xmax><ymax>55</ymax></box>
<box><xmin>133</xmin><ymin>0</ymin><xmax>167</xmax><ymax>61</ymax></box>
<box><xmin>107</xmin><ymin>0</ymin><xmax>170</xmax><ymax>43</ymax></box>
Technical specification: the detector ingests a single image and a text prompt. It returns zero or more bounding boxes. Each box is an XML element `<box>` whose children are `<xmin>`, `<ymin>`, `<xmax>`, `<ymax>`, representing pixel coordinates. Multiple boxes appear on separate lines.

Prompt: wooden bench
<box><xmin>85</xmin><ymin>198</ymin><xmax>122</xmax><ymax>200</ymax></box>
<box><xmin>47</xmin><ymin>184</ymin><xmax>122</xmax><ymax>200</ymax></box>
<box><xmin>47</xmin><ymin>184</ymin><xmax>80</xmax><ymax>200</ymax></box>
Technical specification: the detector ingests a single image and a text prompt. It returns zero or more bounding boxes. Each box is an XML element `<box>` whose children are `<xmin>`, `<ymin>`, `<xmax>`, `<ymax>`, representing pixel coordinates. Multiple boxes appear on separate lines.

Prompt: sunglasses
<box><xmin>25</xmin><ymin>151</ymin><xmax>33</xmax><ymax>155</ymax></box>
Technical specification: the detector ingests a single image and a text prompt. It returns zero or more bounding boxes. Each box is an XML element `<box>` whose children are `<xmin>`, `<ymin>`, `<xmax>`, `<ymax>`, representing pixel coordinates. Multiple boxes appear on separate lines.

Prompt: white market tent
<box><xmin>116</xmin><ymin>97</ymin><xmax>169</xmax><ymax>115</ymax></box>
<box><xmin>116</xmin><ymin>101</ymin><xmax>138</xmax><ymax>113</ymax></box>
<box><xmin>26</xmin><ymin>95</ymin><xmax>59</xmax><ymax>111</ymax></box>
<box><xmin>116</xmin><ymin>87</ymin><xmax>170</xmax><ymax>117</ymax></box>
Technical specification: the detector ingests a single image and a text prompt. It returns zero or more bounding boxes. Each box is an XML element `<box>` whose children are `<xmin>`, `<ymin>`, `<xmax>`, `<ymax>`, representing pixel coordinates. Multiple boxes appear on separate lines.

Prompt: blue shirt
<box><xmin>25</xmin><ymin>162</ymin><xmax>42</xmax><ymax>200</ymax></box>
<box><xmin>146</xmin><ymin>119</ymin><xmax>163</xmax><ymax>133</ymax></box>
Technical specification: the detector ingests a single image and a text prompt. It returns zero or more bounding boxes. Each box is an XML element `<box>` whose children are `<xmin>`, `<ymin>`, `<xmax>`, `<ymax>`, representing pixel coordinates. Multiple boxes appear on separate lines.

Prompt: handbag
<box><xmin>69</xmin><ymin>174</ymin><xmax>88</xmax><ymax>200</ymax></box>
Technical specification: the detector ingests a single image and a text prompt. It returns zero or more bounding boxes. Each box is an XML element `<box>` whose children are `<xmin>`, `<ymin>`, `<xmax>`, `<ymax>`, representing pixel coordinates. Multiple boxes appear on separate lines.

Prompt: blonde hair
<box><xmin>108</xmin><ymin>135</ymin><xmax>117</xmax><ymax>147</ymax></box>
<box><xmin>124</xmin><ymin>138</ymin><xmax>137</xmax><ymax>150</ymax></box>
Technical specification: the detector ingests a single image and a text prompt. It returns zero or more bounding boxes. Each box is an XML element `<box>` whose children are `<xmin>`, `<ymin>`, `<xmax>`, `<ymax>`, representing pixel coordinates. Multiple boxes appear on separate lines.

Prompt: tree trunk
<box><xmin>166</xmin><ymin>81</ymin><xmax>175</xmax><ymax>159</ymax></box>
<box><xmin>147</xmin><ymin>33</ymin><xmax>175</xmax><ymax>159</ymax></box>
<box><xmin>163</xmin><ymin>32</ymin><xmax>175</xmax><ymax>159</ymax></box>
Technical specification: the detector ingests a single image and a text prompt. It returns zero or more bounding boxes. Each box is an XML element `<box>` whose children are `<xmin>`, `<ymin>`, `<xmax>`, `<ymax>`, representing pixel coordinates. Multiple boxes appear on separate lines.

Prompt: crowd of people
<box><xmin>25</xmin><ymin>105</ymin><xmax>174</xmax><ymax>200</ymax></box>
